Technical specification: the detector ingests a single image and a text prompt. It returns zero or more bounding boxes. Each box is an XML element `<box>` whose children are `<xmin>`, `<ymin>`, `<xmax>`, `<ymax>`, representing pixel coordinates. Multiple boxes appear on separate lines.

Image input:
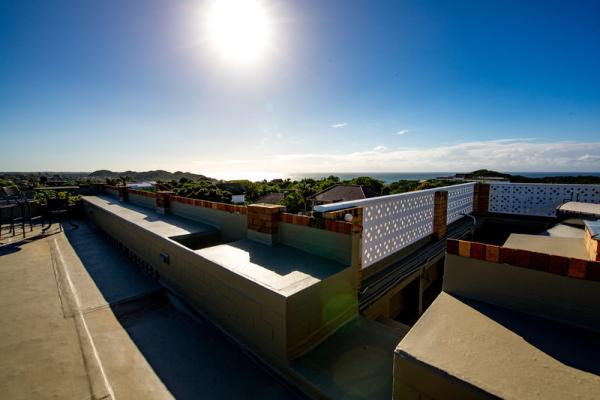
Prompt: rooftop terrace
<box><xmin>1</xmin><ymin>181</ymin><xmax>600</xmax><ymax>399</ymax></box>
<box><xmin>0</xmin><ymin>223</ymin><xmax>298</xmax><ymax>399</ymax></box>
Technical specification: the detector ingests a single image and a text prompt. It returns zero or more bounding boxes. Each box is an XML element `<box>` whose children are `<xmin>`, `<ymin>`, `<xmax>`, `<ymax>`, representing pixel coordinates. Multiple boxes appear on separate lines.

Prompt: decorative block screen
<box><xmin>489</xmin><ymin>183</ymin><xmax>600</xmax><ymax>217</ymax></box>
<box><xmin>314</xmin><ymin>183</ymin><xmax>476</xmax><ymax>269</ymax></box>
<box><xmin>361</xmin><ymin>190</ymin><xmax>436</xmax><ymax>267</ymax></box>
<box><xmin>446</xmin><ymin>183</ymin><xmax>475</xmax><ymax>224</ymax></box>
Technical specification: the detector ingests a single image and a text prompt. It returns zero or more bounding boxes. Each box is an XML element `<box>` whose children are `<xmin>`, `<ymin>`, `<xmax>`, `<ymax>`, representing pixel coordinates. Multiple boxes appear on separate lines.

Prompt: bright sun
<box><xmin>206</xmin><ymin>0</ymin><xmax>272</xmax><ymax>66</ymax></box>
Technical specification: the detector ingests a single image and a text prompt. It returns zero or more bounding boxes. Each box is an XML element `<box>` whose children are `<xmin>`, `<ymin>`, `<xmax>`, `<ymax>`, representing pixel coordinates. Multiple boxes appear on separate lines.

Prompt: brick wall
<box><xmin>447</xmin><ymin>238</ymin><xmax>600</xmax><ymax>281</ymax></box>
<box><xmin>473</xmin><ymin>183</ymin><xmax>490</xmax><ymax>215</ymax></box>
<box><xmin>247</xmin><ymin>204</ymin><xmax>284</xmax><ymax>235</ymax></box>
<box><xmin>281</xmin><ymin>213</ymin><xmax>352</xmax><ymax>234</ymax></box>
<box><xmin>126</xmin><ymin>188</ymin><xmax>156</xmax><ymax>198</ymax></box>
<box><xmin>433</xmin><ymin>191</ymin><xmax>448</xmax><ymax>239</ymax></box>
<box><xmin>170</xmin><ymin>195</ymin><xmax>247</xmax><ymax>215</ymax></box>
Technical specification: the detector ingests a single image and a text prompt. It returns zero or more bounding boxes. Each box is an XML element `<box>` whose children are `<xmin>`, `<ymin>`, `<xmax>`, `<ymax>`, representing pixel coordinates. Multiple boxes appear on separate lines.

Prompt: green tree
<box><xmin>281</xmin><ymin>191</ymin><xmax>304</xmax><ymax>214</ymax></box>
<box><xmin>349</xmin><ymin>176</ymin><xmax>384</xmax><ymax>194</ymax></box>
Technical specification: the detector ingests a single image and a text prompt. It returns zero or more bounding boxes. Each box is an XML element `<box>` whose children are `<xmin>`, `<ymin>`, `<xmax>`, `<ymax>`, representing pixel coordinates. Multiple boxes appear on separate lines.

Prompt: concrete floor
<box><xmin>292</xmin><ymin>317</ymin><xmax>405</xmax><ymax>400</ymax></box>
<box><xmin>0</xmin><ymin>222</ymin><xmax>299</xmax><ymax>399</ymax></box>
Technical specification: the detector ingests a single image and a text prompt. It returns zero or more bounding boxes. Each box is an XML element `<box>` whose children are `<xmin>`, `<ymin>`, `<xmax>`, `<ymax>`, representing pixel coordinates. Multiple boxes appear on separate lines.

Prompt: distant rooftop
<box><xmin>310</xmin><ymin>184</ymin><xmax>379</xmax><ymax>204</ymax></box>
<box><xmin>255</xmin><ymin>192</ymin><xmax>285</xmax><ymax>204</ymax></box>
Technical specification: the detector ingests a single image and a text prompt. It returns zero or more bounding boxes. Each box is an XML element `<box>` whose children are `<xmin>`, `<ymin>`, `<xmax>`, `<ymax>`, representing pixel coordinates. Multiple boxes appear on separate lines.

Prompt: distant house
<box><xmin>255</xmin><ymin>192</ymin><xmax>285</xmax><ymax>205</ymax></box>
<box><xmin>231</xmin><ymin>194</ymin><xmax>246</xmax><ymax>204</ymax></box>
<box><xmin>126</xmin><ymin>181</ymin><xmax>155</xmax><ymax>189</ymax></box>
<box><xmin>310</xmin><ymin>184</ymin><xmax>379</xmax><ymax>208</ymax></box>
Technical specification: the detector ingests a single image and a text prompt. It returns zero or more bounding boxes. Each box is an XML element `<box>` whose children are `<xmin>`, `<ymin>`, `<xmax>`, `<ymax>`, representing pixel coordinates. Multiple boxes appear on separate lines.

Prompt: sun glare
<box><xmin>206</xmin><ymin>0</ymin><xmax>272</xmax><ymax>66</ymax></box>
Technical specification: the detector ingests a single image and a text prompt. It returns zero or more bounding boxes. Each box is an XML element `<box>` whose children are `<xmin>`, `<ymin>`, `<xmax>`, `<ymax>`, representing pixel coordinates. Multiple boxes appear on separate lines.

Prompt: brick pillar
<box><xmin>433</xmin><ymin>191</ymin><xmax>448</xmax><ymax>240</ymax></box>
<box><xmin>117</xmin><ymin>186</ymin><xmax>128</xmax><ymax>202</ymax></box>
<box><xmin>473</xmin><ymin>183</ymin><xmax>490</xmax><ymax>216</ymax></box>
<box><xmin>156</xmin><ymin>191</ymin><xmax>174</xmax><ymax>215</ymax></box>
<box><xmin>247</xmin><ymin>204</ymin><xmax>285</xmax><ymax>245</ymax></box>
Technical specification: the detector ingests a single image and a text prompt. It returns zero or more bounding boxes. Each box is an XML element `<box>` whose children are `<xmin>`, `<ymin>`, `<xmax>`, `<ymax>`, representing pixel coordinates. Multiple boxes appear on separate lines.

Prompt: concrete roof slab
<box><xmin>196</xmin><ymin>239</ymin><xmax>347</xmax><ymax>296</ymax></box>
<box><xmin>396</xmin><ymin>292</ymin><xmax>600</xmax><ymax>400</ymax></box>
<box><xmin>504</xmin><ymin>233</ymin><xmax>589</xmax><ymax>259</ymax></box>
<box><xmin>83</xmin><ymin>195</ymin><xmax>217</xmax><ymax>238</ymax></box>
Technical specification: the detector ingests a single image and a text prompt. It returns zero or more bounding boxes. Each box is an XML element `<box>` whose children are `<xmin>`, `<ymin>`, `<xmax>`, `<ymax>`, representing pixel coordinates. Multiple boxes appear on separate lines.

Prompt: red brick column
<box><xmin>433</xmin><ymin>191</ymin><xmax>448</xmax><ymax>240</ymax></box>
<box><xmin>156</xmin><ymin>191</ymin><xmax>174</xmax><ymax>214</ymax></box>
<box><xmin>247</xmin><ymin>204</ymin><xmax>285</xmax><ymax>245</ymax></box>
<box><xmin>473</xmin><ymin>183</ymin><xmax>490</xmax><ymax>215</ymax></box>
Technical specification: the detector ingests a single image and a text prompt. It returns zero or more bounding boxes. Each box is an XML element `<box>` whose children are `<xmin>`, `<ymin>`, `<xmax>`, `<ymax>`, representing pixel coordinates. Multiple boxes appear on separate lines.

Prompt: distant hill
<box><xmin>470</xmin><ymin>169</ymin><xmax>600</xmax><ymax>184</ymax></box>
<box><xmin>88</xmin><ymin>169</ymin><xmax>213</xmax><ymax>182</ymax></box>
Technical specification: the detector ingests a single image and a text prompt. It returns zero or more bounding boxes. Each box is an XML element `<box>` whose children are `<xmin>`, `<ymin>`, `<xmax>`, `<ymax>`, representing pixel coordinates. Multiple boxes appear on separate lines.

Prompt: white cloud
<box><xmin>396</xmin><ymin>129</ymin><xmax>410</xmax><ymax>135</ymax></box>
<box><xmin>188</xmin><ymin>138</ymin><xmax>600</xmax><ymax>176</ymax></box>
<box><xmin>331</xmin><ymin>122</ymin><xmax>347</xmax><ymax>128</ymax></box>
<box><xmin>577</xmin><ymin>154</ymin><xmax>600</xmax><ymax>161</ymax></box>
<box><xmin>266</xmin><ymin>139</ymin><xmax>600</xmax><ymax>172</ymax></box>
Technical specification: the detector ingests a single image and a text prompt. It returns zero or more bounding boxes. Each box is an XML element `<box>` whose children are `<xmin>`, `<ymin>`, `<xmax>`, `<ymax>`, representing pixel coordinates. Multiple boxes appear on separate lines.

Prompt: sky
<box><xmin>1</xmin><ymin>0</ymin><xmax>600</xmax><ymax>178</ymax></box>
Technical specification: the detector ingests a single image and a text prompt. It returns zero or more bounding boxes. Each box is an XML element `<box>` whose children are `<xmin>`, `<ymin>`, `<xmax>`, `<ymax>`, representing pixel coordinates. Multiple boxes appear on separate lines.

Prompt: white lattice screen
<box><xmin>446</xmin><ymin>183</ymin><xmax>475</xmax><ymax>224</ymax></box>
<box><xmin>361</xmin><ymin>190</ymin><xmax>435</xmax><ymax>267</ymax></box>
<box><xmin>314</xmin><ymin>183</ymin><xmax>476</xmax><ymax>268</ymax></box>
<box><xmin>489</xmin><ymin>183</ymin><xmax>600</xmax><ymax>217</ymax></box>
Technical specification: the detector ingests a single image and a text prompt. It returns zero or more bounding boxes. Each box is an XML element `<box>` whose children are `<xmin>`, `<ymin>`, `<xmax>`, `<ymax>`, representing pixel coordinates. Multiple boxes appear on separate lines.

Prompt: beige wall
<box><xmin>128</xmin><ymin>193</ymin><xmax>155</xmax><ymax>209</ymax></box>
<box><xmin>278</xmin><ymin>222</ymin><xmax>352</xmax><ymax>265</ymax></box>
<box><xmin>168</xmin><ymin>201</ymin><xmax>247</xmax><ymax>242</ymax></box>
<box><xmin>84</xmin><ymin>200</ymin><xmax>358</xmax><ymax>363</ymax></box>
<box><xmin>584</xmin><ymin>226</ymin><xmax>599</xmax><ymax>261</ymax></box>
<box><xmin>394</xmin><ymin>352</ymin><xmax>491</xmax><ymax>400</ymax></box>
<box><xmin>285</xmin><ymin>267</ymin><xmax>358</xmax><ymax>359</ymax></box>
<box><xmin>105</xmin><ymin>187</ymin><xmax>119</xmax><ymax>199</ymax></box>
<box><xmin>444</xmin><ymin>253</ymin><xmax>600</xmax><ymax>332</ymax></box>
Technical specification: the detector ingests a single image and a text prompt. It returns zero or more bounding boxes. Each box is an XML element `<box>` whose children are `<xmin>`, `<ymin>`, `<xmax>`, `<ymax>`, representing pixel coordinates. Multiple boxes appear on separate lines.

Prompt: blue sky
<box><xmin>1</xmin><ymin>0</ymin><xmax>600</xmax><ymax>177</ymax></box>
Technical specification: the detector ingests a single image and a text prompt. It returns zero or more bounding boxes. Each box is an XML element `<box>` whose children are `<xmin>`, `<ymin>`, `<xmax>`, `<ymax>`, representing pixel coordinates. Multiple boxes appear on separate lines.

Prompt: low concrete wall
<box><xmin>169</xmin><ymin>201</ymin><xmax>247</xmax><ymax>242</ymax></box>
<box><xmin>104</xmin><ymin>187</ymin><xmax>119</xmax><ymax>199</ymax></box>
<box><xmin>84</xmin><ymin>201</ymin><xmax>287</xmax><ymax>359</ymax></box>
<box><xmin>83</xmin><ymin>199</ymin><xmax>357</xmax><ymax>363</ymax></box>
<box><xmin>278</xmin><ymin>222</ymin><xmax>352</xmax><ymax>265</ymax></box>
<box><xmin>128</xmin><ymin>192</ymin><xmax>155</xmax><ymax>209</ymax></box>
<box><xmin>285</xmin><ymin>267</ymin><xmax>358</xmax><ymax>359</ymax></box>
<box><xmin>444</xmin><ymin>253</ymin><xmax>600</xmax><ymax>332</ymax></box>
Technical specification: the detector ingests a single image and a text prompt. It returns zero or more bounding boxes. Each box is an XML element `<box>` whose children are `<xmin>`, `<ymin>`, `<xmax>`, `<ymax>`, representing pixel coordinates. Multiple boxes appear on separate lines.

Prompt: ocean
<box><xmin>285</xmin><ymin>172</ymin><xmax>600</xmax><ymax>184</ymax></box>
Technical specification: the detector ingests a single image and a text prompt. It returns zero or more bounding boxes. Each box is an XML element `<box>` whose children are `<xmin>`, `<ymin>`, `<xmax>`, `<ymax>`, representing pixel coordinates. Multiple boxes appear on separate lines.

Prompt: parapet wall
<box><xmin>100</xmin><ymin>185</ymin><xmax>356</xmax><ymax>264</ymax></box>
<box><xmin>445</xmin><ymin>239</ymin><xmax>600</xmax><ymax>332</ymax></box>
<box><xmin>83</xmin><ymin>198</ymin><xmax>358</xmax><ymax>362</ymax></box>
<box><xmin>169</xmin><ymin>196</ymin><xmax>247</xmax><ymax>242</ymax></box>
<box><xmin>127</xmin><ymin>188</ymin><xmax>156</xmax><ymax>209</ymax></box>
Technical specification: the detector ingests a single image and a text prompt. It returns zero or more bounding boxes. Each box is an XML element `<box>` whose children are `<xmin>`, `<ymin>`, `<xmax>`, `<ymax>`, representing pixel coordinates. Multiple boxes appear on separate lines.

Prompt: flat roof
<box><xmin>292</xmin><ymin>317</ymin><xmax>405</xmax><ymax>400</ymax></box>
<box><xmin>558</xmin><ymin>201</ymin><xmax>600</xmax><ymax>217</ymax></box>
<box><xmin>542</xmin><ymin>223</ymin><xmax>585</xmax><ymax>238</ymax></box>
<box><xmin>504</xmin><ymin>233</ymin><xmax>589</xmax><ymax>259</ymax></box>
<box><xmin>0</xmin><ymin>223</ymin><xmax>296</xmax><ymax>399</ymax></box>
<box><xmin>197</xmin><ymin>238</ymin><xmax>348</xmax><ymax>296</ymax></box>
<box><xmin>396</xmin><ymin>292</ymin><xmax>600</xmax><ymax>399</ymax></box>
<box><xmin>84</xmin><ymin>195</ymin><xmax>217</xmax><ymax>238</ymax></box>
